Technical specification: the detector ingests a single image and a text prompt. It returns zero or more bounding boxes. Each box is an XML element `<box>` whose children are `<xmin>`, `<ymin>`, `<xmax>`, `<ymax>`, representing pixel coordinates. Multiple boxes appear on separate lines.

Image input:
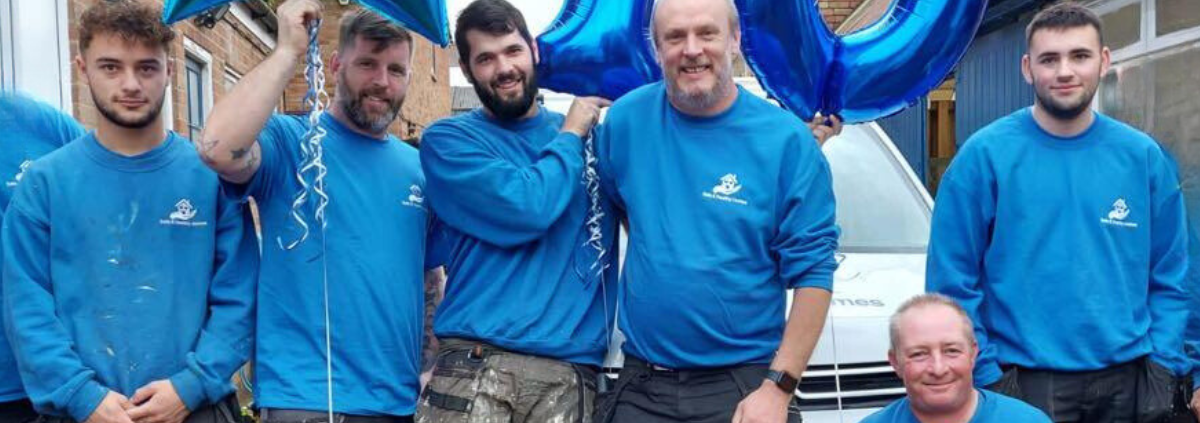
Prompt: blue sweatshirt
<box><xmin>596</xmin><ymin>83</ymin><xmax>839</xmax><ymax>369</ymax></box>
<box><xmin>927</xmin><ymin>108</ymin><xmax>1189</xmax><ymax>386</ymax></box>
<box><xmin>419</xmin><ymin>108</ymin><xmax>619</xmax><ymax>365</ymax></box>
<box><xmin>2</xmin><ymin>133</ymin><xmax>256</xmax><ymax>421</ymax></box>
<box><xmin>226</xmin><ymin>114</ymin><xmax>430</xmax><ymax>416</ymax></box>
<box><xmin>860</xmin><ymin>390</ymin><xmax>1051</xmax><ymax>423</ymax></box>
<box><xmin>0</xmin><ymin>93</ymin><xmax>84</xmax><ymax>402</ymax></box>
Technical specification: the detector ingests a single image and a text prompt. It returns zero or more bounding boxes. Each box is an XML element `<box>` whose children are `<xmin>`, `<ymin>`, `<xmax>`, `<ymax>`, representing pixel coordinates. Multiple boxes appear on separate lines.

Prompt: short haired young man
<box><xmin>3</xmin><ymin>2</ymin><xmax>256</xmax><ymax>422</ymax></box>
<box><xmin>927</xmin><ymin>3</ymin><xmax>1190</xmax><ymax>422</ymax></box>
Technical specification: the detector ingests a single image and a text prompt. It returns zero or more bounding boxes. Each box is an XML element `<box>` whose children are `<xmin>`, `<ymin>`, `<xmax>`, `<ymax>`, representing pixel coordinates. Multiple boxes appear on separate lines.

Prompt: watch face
<box><xmin>768</xmin><ymin>370</ymin><xmax>798</xmax><ymax>392</ymax></box>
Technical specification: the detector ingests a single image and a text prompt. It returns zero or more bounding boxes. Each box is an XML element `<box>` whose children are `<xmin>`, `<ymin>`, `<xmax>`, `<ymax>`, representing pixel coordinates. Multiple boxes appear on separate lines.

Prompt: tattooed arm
<box><xmin>195</xmin><ymin>0</ymin><xmax>321</xmax><ymax>184</ymax></box>
<box><xmin>422</xmin><ymin>267</ymin><xmax>446</xmax><ymax>373</ymax></box>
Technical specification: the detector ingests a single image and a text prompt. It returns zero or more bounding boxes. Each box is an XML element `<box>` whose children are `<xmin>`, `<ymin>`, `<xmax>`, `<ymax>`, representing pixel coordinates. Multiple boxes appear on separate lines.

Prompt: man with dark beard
<box><xmin>927</xmin><ymin>3</ymin><xmax>1189</xmax><ymax>422</ymax></box>
<box><xmin>414</xmin><ymin>1</ymin><xmax>614</xmax><ymax>422</ymax></box>
<box><xmin>3</xmin><ymin>2</ymin><xmax>256</xmax><ymax>423</ymax></box>
<box><xmin>197</xmin><ymin>1</ymin><xmax>436</xmax><ymax>422</ymax></box>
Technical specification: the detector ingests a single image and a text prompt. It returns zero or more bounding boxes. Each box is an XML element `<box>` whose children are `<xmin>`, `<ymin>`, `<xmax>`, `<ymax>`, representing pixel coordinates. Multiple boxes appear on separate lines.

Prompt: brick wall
<box><xmin>819</xmin><ymin>0</ymin><xmax>867</xmax><ymax>31</ymax></box>
<box><xmin>280</xmin><ymin>1</ymin><xmax>451</xmax><ymax>142</ymax></box>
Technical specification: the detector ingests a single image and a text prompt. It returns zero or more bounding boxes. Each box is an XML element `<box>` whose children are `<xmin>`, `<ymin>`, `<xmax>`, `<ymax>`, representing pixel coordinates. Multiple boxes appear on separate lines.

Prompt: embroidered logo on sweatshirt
<box><xmin>160</xmin><ymin>199</ymin><xmax>208</xmax><ymax>227</ymax></box>
<box><xmin>5</xmin><ymin>160</ymin><xmax>32</xmax><ymax>188</ymax></box>
<box><xmin>402</xmin><ymin>184</ymin><xmax>426</xmax><ymax>210</ymax></box>
<box><xmin>702</xmin><ymin>173</ymin><xmax>748</xmax><ymax>205</ymax></box>
<box><xmin>1100</xmin><ymin>198</ymin><xmax>1137</xmax><ymax>228</ymax></box>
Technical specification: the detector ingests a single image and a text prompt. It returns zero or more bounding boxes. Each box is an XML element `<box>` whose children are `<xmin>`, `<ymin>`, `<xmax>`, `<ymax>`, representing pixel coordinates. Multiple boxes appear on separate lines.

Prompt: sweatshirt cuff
<box><xmin>169</xmin><ymin>368</ymin><xmax>206</xmax><ymax>412</ymax></box>
<box><xmin>786</xmin><ymin>260</ymin><xmax>835</xmax><ymax>291</ymax></box>
<box><xmin>65</xmin><ymin>380</ymin><xmax>108</xmax><ymax>422</ymax></box>
<box><xmin>551</xmin><ymin>132</ymin><xmax>584</xmax><ymax>156</ymax></box>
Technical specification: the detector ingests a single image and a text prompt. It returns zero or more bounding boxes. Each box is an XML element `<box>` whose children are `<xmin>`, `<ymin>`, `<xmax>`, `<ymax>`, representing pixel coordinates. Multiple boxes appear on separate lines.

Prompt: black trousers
<box><xmin>259</xmin><ymin>408</ymin><xmax>413</xmax><ymax>423</ymax></box>
<box><xmin>595</xmin><ymin>356</ymin><xmax>801</xmax><ymax>423</ymax></box>
<box><xmin>989</xmin><ymin>357</ymin><xmax>1186</xmax><ymax>423</ymax></box>
<box><xmin>0</xmin><ymin>398</ymin><xmax>38</xmax><ymax>423</ymax></box>
<box><xmin>33</xmin><ymin>395</ymin><xmax>242</xmax><ymax>423</ymax></box>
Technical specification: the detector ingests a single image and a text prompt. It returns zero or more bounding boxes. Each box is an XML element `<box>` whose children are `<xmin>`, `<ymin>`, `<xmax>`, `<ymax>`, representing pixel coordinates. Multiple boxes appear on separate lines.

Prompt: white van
<box><xmin>542</xmin><ymin>78</ymin><xmax>930</xmax><ymax>423</ymax></box>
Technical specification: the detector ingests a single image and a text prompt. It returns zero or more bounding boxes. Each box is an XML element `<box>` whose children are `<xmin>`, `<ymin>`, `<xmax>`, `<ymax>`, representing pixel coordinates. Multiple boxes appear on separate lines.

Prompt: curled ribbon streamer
<box><xmin>278</xmin><ymin>21</ymin><xmax>332</xmax><ymax>251</ymax></box>
<box><xmin>581</xmin><ymin>128</ymin><xmax>610</xmax><ymax>284</ymax></box>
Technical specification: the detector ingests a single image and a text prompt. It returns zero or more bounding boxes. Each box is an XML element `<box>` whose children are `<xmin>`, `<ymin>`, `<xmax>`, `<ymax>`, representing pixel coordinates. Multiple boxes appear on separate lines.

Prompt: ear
<box><xmin>330</xmin><ymin>50</ymin><xmax>342</xmax><ymax>74</ymax></box>
<box><xmin>74</xmin><ymin>54</ymin><xmax>87</xmax><ymax>76</ymax></box>
<box><xmin>531</xmin><ymin>40</ymin><xmax>541</xmax><ymax>66</ymax></box>
<box><xmin>1099</xmin><ymin>46</ymin><xmax>1112</xmax><ymax>76</ymax></box>
<box><xmin>459</xmin><ymin>60</ymin><xmax>476</xmax><ymax>85</ymax></box>
<box><xmin>1021</xmin><ymin>54</ymin><xmax>1033</xmax><ymax>85</ymax></box>
<box><xmin>887</xmin><ymin>349</ymin><xmax>902</xmax><ymax>379</ymax></box>
<box><xmin>165</xmin><ymin>57</ymin><xmax>176</xmax><ymax>82</ymax></box>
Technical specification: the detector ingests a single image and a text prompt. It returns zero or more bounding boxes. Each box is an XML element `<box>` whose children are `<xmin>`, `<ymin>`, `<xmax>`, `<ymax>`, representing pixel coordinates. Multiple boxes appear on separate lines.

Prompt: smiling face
<box><xmin>889</xmin><ymin>304</ymin><xmax>978</xmax><ymax>417</ymax></box>
<box><xmin>1022</xmin><ymin>25</ymin><xmax>1110</xmax><ymax>121</ymax></box>
<box><xmin>78</xmin><ymin>33</ymin><xmax>171</xmax><ymax>129</ymax></box>
<box><xmin>332</xmin><ymin>35</ymin><xmax>412</xmax><ymax>136</ymax></box>
<box><xmin>462</xmin><ymin>28</ymin><xmax>540</xmax><ymax>121</ymax></box>
<box><xmin>652</xmin><ymin>0</ymin><xmax>740</xmax><ymax>115</ymax></box>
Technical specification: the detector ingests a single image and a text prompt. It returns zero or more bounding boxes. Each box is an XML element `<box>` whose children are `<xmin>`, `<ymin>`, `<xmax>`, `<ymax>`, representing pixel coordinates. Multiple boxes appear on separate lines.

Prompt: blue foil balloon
<box><xmin>162</xmin><ymin>0</ymin><xmax>451</xmax><ymax>47</ymax></box>
<box><xmin>738</xmin><ymin>0</ymin><xmax>987</xmax><ymax>123</ymax></box>
<box><xmin>536</xmin><ymin>0</ymin><xmax>659</xmax><ymax>100</ymax></box>
<box><xmin>737</xmin><ymin>0</ymin><xmax>834</xmax><ymax>120</ymax></box>
<box><xmin>831</xmin><ymin>0</ymin><xmax>987</xmax><ymax>122</ymax></box>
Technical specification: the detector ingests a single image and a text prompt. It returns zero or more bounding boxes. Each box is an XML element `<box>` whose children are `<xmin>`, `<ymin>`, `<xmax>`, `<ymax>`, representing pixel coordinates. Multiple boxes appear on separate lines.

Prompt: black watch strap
<box><xmin>765</xmin><ymin>369</ymin><xmax>799</xmax><ymax>393</ymax></box>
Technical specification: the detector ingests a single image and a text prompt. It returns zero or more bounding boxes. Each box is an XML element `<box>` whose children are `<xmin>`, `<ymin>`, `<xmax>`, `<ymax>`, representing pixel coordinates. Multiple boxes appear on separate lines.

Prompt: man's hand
<box><xmin>807</xmin><ymin>113</ymin><xmax>843</xmax><ymax>146</ymax></box>
<box><xmin>731</xmin><ymin>380</ymin><xmax>792</xmax><ymax>423</ymax></box>
<box><xmin>561</xmin><ymin>97</ymin><xmax>613</xmax><ymax>138</ymax></box>
<box><xmin>126</xmin><ymin>381</ymin><xmax>190</xmax><ymax>423</ymax></box>
<box><xmin>275</xmin><ymin>0</ymin><xmax>324</xmax><ymax>59</ymax></box>
<box><xmin>1190</xmin><ymin>388</ymin><xmax>1199</xmax><ymax>422</ymax></box>
<box><xmin>84</xmin><ymin>391</ymin><xmax>134</xmax><ymax>423</ymax></box>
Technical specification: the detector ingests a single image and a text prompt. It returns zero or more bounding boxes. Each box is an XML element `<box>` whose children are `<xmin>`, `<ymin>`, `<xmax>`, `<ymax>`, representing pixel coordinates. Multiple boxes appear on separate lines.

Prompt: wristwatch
<box><xmin>765</xmin><ymin>369</ymin><xmax>799</xmax><ymax>394</ymax></box>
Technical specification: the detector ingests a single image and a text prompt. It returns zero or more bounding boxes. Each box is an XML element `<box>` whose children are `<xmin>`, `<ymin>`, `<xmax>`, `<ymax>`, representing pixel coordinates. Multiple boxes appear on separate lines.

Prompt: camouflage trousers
<box><xmin>416</xmin><ymin>338</ymin><xmax>597</xmax><ymax>423</ymax></box>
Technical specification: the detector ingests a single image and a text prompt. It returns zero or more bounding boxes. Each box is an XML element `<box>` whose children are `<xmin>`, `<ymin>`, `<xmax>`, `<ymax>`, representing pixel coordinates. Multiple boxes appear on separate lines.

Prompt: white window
<box><xmin>183</xmin><ymin>38</ymin><xmax>214</xmax><ymax>141</ymax></box>
<box><xmin>1</xmin><ymin>0</ymin><xmax>73</xmax><ymax>109</ymax></box>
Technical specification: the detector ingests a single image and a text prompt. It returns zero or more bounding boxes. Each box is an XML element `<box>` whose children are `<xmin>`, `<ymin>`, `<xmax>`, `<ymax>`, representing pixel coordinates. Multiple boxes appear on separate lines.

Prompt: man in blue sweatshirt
<box><xmin>415</xmin><ymin>1</ymin><xmax>614</xmax><ymax>421</ymax></box>
<box><xmin>594</xmin><ymin>0</ymin><xmax>839</xmax><ymax>422</ymax></box>
<box><xmin>2</xmin><ymin>2</ymin><xmax>256</xmax><ymax>423</ymax></box>
<box><xmin>862</xmin><ymin>294</ymin><xmax>1050</xmax><ymax>423</ymax></box>
<box><xmin>197</xmin><ymin>1</ymin><xmax>436</xmax><ymax>421</ymax></box>
<box><xmin>0</xmin><ymin>93</ymin><xmax>86</xmax><ymax>422</ymax></box>
<box><xmin>926</xmin><ymin>3</ymin><xmax>1189</xmax><ymax>422</ymax></box>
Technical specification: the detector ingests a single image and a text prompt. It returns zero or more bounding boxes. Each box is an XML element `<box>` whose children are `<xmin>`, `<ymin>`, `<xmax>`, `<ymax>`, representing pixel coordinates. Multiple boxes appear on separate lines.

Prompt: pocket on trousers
<box><xmin>418</xmin><ymin>351</ymin><xmax>486</xmax><ymax>420</ymax></box>
<box><xmin>1136</xmin><ymin>359</ymin><xmax>1175</xmax><ymax>423</ymax></box>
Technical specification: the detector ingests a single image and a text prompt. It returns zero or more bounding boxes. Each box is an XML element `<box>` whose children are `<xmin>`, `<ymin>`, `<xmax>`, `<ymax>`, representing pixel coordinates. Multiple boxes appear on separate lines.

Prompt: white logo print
<box><xmin>1100</xmin><ymin>198</ymin><xmax>1138</xmax><ymax>228</ymax></box>
<box><xmin>5</xmin><ymin>160</ymin><xmax>32</xmax><ymax>188</ymax></box>
<box><xmin>402</xmin><ymin>184</ymin><xmax>426</xmax><ymax>209</ymax></box>
<box><xmin>702</xmin><ymin>173</ymin><xmax>748</xmax><ymax>205</ymax></box>
<box><xmin>160</xmin><ymin>199</ymin><xmax>208</xmax><ymax>227</ymax></box>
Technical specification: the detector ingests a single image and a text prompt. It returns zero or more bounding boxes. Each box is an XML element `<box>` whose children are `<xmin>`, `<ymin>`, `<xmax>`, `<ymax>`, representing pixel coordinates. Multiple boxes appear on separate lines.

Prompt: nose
<box><xmin>1055</xmin><ymin>59</ymin><xmax>1075</xmax><ymax>81</ymax></box>
<box><xmin>119</xmin><ymin>68</ymin><xmax>142</xmax><ymax>94</ymax></box>
<box><xmin>928</xmin><ymin>354</ymin><xmax>950</xmax><ymax>377</ymax></box>
<box><xmin>683</xmin><ymin>34</ymin><xmax>703</xmax><ymax>59</ymax></box>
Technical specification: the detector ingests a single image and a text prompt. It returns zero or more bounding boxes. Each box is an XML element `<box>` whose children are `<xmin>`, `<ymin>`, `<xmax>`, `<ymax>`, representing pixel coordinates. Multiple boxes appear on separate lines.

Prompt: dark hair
<box><xmin>1026</xmin><ymin>2</ymin><xmax>1105</xmax><ymax>48</ymax></box>
<box><xmin>339</xmin><ymin>8</ymin><xmax>414</xmax><ymax>54</ymax></box>
<box><xmin>454</xmin><ymin>0</ymin><xmax>533</xmax><ymax>64</ymax></box>
<box><xmin>79</xmin><ymin>0</ymin><xmax>175</xmax><ymax>55</ymax></box>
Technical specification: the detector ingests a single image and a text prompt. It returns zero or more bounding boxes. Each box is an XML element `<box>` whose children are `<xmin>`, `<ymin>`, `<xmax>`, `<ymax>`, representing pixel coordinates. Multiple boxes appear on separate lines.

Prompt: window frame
<box><xmin>1088</xmin><ymin>0</ymin><xmax>1200</xmax><ymax>63</ymax></box>
<box><xmin>182</xmin><ymin>38</ymin><xmax>214</xmax><ymax>141</ymax></box>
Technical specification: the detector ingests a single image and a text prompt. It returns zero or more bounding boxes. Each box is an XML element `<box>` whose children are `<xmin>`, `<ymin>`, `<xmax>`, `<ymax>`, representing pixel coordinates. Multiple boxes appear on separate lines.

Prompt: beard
<box><xmin>1033</xmin><ymin>77</ymin><xmax>1098</xmax><ymax>121</ymax></box>
<box><xmin>473</xmin><ymin>67</ymin><xmax>539</xmax><ymax>121</ymax></box>
<box><xmin>666</xmin><ymin>57</ymin><xmax>735</xmax><ymax>113</ymax></box>
<box><xmin>336</xmin><ymin>70</ymin><xmax>404</xmax><ymax>134</ymax></box>
<box><xmin>93</xmin><ymin>90</ymin><xmax>165</xmax><ymax>129</ymax></box>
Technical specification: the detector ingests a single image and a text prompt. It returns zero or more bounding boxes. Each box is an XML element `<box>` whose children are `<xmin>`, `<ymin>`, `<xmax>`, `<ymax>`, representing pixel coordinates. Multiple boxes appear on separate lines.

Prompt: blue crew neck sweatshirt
<box><xmin>596</xmin><ymin>82</ymin><xmax>839</xmax><ymax>369</ymax></box>
<box><xmin>0</xmin><ymin>93</ymin><xmax>84</xmax><ymax>402</ymax></box>
<box><xmin>419</xmin><ymin>108</ymin><xmax>619</xmax><ymax>365</ymax></box>
<box><xmin>927</xmin><ymin>108</ymin><xmax>1190</xmax><ymax>386</ymax></box>
<box><xmin>860</xmin><ymin>390</ymin><xmax>1051</xmax><ymax>422</ymax></box>
<box><xmin>224</xmin><ymin>113</ymin><xmax>432</xmax><ymax>416</ymax></box>
<box><xmin>3</xmin><ymin>132</ymin><xmax>256</xmax><ymax>421</ymax></box>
